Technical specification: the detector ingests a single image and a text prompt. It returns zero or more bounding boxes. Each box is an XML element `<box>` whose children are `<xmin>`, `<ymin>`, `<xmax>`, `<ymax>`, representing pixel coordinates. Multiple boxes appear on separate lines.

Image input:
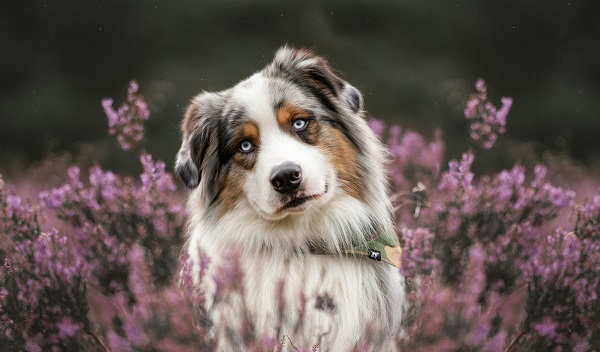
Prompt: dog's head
<box><xmin>176</xmin><ymin>47</ymin><xmax>380</xmax><ymax>221</ymax></box>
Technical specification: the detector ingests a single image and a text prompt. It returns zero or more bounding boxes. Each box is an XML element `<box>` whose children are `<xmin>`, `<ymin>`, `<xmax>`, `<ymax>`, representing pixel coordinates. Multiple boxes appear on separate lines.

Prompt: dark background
<box><xmin>2</xmin><ymin>0</ymin><xmax>599</xmax><ymax>176</ymax></box>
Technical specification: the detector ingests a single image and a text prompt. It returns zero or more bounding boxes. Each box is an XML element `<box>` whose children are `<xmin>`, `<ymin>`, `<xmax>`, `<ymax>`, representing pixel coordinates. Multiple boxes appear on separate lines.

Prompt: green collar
<box><xmin>308</xmin><ymin>230</ymin><xmax>402</xmax><ymax>268</ymax></box>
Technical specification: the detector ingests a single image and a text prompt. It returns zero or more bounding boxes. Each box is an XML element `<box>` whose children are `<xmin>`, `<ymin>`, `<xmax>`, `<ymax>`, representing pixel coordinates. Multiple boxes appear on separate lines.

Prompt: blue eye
<box><xmin>292</xmin><ymin>119</ymin><xmax>308</xmax><ymax>131</ymax></box>
<box><xmin>239</xmin><ymin>140</ymin><xmax>254</xmax><ymax>153</ymax></box>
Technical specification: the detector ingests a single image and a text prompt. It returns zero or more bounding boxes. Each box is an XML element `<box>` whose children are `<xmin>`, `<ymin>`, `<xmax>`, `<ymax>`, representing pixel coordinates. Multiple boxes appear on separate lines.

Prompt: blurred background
<box><xmin>2</xmin><ymin>0</ymin><xmax>599</xmax><ymax>178</ymax></box>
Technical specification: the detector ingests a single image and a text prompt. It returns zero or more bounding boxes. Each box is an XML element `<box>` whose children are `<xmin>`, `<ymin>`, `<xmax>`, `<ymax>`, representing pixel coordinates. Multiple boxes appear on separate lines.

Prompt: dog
<box><xmin>176</xmin><ymin>46</ymin><xmax>405</xmax><ymax>351</ymax></box>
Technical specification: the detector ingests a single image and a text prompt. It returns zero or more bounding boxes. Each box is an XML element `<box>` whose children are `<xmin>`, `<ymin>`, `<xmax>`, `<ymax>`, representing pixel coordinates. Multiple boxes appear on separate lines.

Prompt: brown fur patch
<box><xmin>217</xmin><ymin>167</ymin><xmax>245</xmax><ymax>215</ymax></box>
<box><xmin>275</xmin><ymin>102</ymin><xmax>320</xmax><ymax>145</ymax></box>
<box><xmin>239</xmin><ymin>121</ymin><xmax>259</xmax><ymax>142</ymax></box>
<box><xmin>317</xmin><ymin>125</ymin><xmax>367</xmax><ymax>202</ymax></box>
<box><xmin>276</xmin><ymin>103</ymin><xmax>310</xmax><ymax>130</ymax></box>
<box><xmin>218</xmin><ymin>121</ymin><xmax>260</xmax><ymax>214</ymax></box>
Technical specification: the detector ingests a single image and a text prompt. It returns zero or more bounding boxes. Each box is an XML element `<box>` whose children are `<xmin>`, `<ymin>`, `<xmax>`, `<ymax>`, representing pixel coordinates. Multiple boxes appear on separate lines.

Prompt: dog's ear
<box><xmin>272</xmin><ymin>46</ymin><xmax>364</xmax><ymax>114</ymax></box>
<box><xmin>175</xmin><ymin>92</ymin><xmax>224</xmax><ymax>194</ymax></box>
<box><xmin>340</xmin><ymin>82</ymin><xmax>364</xmax><ymax>114</ymax></box>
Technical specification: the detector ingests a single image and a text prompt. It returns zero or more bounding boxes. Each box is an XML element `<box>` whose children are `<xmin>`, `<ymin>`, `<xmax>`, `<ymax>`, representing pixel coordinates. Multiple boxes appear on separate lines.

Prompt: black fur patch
<box><xmin>218</xmin><ymin>107</ymin><xmax>247</xmax><ymax>163</ymax></box>
<box><xmin>343</xmin><ymin>84</ymin><xmax>363</xmax><ymax>113</ymax></box>
<box><xmin>176</xmin><ymin>160</ymin><xmax>199</xmax><ymax>188</ymax></box>
<box><xmin>176</xmin><ymin>92</ymin><xmax>230</xmax><ymax>205</ymax></box>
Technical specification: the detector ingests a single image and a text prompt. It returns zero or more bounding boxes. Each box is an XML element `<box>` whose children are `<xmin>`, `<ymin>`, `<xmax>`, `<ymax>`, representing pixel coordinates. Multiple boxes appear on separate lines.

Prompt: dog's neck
<box><xmin>192</xmin><ymin>191</ymin><xmax>399</xmax><ymax>262</ymax></box>
<box><xmin>307</xmin><ymin>229</ymin><xmax>402</xmax><ymax>268</ymax></box>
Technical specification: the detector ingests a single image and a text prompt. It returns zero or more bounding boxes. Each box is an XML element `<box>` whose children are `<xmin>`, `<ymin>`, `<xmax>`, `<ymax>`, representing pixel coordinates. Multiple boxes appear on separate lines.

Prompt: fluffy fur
<box><xmin>176</xmin><ymin>46</ymin><xmax>405</xmax><ymax>351</ymax></box>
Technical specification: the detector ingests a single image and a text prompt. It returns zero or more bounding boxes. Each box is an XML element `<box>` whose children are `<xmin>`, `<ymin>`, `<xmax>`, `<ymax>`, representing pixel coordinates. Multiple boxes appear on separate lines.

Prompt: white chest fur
<box><xmin>188</xmin><ymin>218</ymin><xmax>405</xmax><ymax>351</ymax></box>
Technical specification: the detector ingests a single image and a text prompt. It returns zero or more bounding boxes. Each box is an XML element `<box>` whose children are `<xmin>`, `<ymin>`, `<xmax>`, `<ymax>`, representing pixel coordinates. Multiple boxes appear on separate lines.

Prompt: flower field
<box><xmin>1</xmin><ymin>80</ymin><xmax>598</xmax><ymax>351</ymax></box>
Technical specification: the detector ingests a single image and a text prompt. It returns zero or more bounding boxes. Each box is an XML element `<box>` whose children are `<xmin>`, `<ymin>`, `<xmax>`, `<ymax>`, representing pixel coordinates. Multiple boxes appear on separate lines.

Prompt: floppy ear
<box><xmin>175</xmin><ymin>92</ymin><xmax>224</xmax><ymax>194</ymax></box>
<box><xmin>272</xmin><ymin>46</ymin><xmax>364</xmax><ymax>114</ymax></box>
<box><xmin>175</xmin><ymin>104</ymin><xmax>202</xmax><ymax>189</ymax></box>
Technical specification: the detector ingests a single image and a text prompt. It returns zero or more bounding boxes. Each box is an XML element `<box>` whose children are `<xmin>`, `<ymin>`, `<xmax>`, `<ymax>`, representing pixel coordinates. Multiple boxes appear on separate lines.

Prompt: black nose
<box><xmin>270</xmin><ymin>162</ymin><xmax>302</xmax><ymax>193</ymax></box>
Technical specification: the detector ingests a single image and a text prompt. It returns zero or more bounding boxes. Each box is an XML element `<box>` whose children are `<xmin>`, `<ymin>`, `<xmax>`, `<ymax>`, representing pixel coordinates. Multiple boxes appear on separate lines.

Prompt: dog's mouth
<box><xmin>281</xmin><ymin>194</ymin><xmax>318</xmax><ymax>211</ymax></box>
<box><xmin>276</xmin><ymin>184</ymin><xmax>328</xmax><ymax>214</ymax></box>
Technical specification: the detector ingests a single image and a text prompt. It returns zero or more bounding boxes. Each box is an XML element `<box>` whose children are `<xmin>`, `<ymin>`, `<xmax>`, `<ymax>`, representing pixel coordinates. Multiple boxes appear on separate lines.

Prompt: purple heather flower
<box><xmin>573</xmin><ymin>341</ymin><xmax>591</xmax><ymax>352</ymax></box>
<box><xmin>25</xmin><ymin>341</ymin><xmax>42</xmax><ymax>352</ymax></box>
<box><xmin>543</xmin><ymin>183</ymin><xmax>576</xmax><ymax>208</ymax></box>
<box><xmin>123</xmin><ymin>320</ymin><xmax>148</xmax><ymax>347</ymax></box>
<box><xmin>139</xmin><ymin>153</ymin><xmax>176</xmax><ymax>193</ymax></box>
<box><xmin>438</xmin><ymin>152</ymin><xmax>474</xmax><ymax>193</ymax></box>
<box><xmin>107</xmin><ymin>330</ymin><xmax>133</xmax><ymax>352</ymax></box>
<box><xmin>467</xmin><ymin>322</ymin><xmax>491</xmax><ymax>346</ymax></box>
<box><xmin>102</xmin><ymin>80</ymin><xmax>150</xmax><ymax>152</ymax></box>
<box><xmin>532</xmin><ymin>317</ymin><xmax>558</xmax><ymax>338</ymax></box>
<box><xmin>368</xmin><ymin>119</ymin><xmax>386</xmax><ymax>138</ymax></box>
<box><xmin>400</xmin><ymin>227</ymin><xmax>439</xmax><ymax>279</ymax></box>
<box><xmin>382</xmin><ymin>121</ymin><xmax>444</xmax><ymax>225</ymax></box>
<box><xmin>464</xmin><ymin>79</ymin><xmax>512</xmax><ymax>150</ymax></box>
<box><xmin>6</xmin><ymin>194</ymin><xmax>22</xmax><ymax>212</ymax></box>
<box><xmin>38</xmin><ymin>184</ymin><xmax>70</xmax><ymax>208</ymax></box>
<box><xmin>56</xmin><ymin>318</ymin><xmax>83</xmax><ymax>339</ymax></box>
<box><xmin>482</xmin><ymin>330</ymin><xmax>508</xmax><ymax>352</ymax></box>
<box><xmin>213</xmin><ymin>250</ymin><xmax>244</xmax><ymax>299</ymax></box>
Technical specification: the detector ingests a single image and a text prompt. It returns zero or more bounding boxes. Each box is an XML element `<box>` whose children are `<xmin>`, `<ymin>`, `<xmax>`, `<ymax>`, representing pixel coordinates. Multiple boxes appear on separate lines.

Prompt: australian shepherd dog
<box><xmin>175</xmin><ymin>47</ymin><xmax>405</xmax><ymax>351</ymax></box>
